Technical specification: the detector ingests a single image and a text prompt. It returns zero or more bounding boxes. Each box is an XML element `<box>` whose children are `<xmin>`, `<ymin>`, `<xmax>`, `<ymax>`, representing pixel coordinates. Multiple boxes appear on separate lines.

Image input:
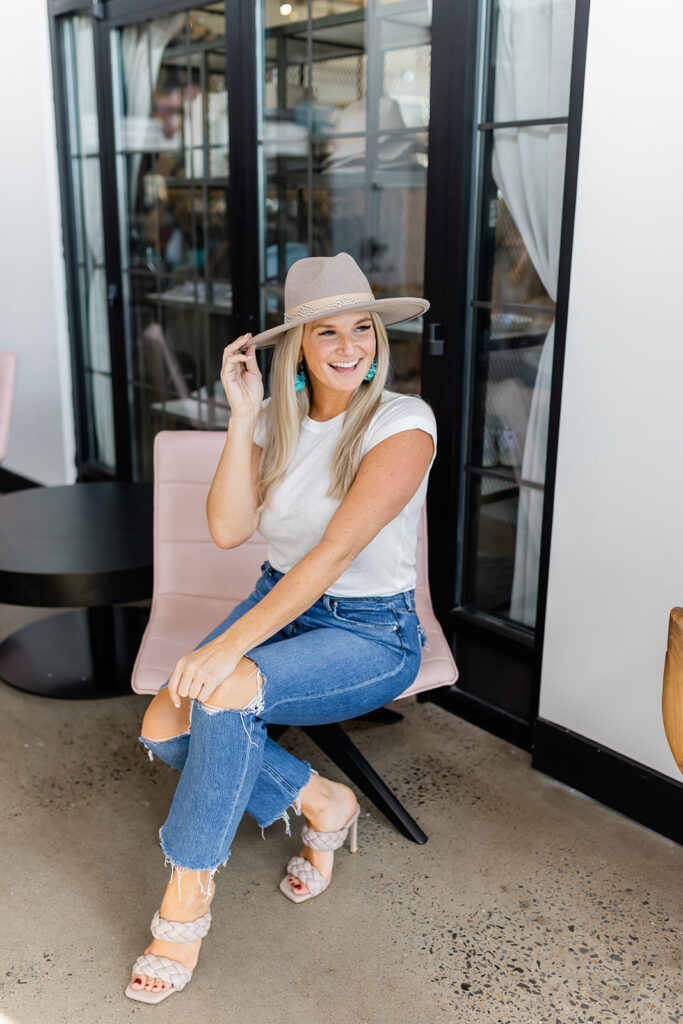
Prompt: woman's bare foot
<box><xmin>287</xmin><ymin>775</ymin><xmax>358</xmax><ymax>896</ymax></box>
<box><xmin>130</xmin><ymin>869</ymin><xmax>214</xmax><ymax>994</ymax></box>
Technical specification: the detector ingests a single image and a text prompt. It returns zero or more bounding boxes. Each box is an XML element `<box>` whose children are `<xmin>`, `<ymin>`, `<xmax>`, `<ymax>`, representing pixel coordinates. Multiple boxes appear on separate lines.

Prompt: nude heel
<box><xmin>348</xmin><ymin>811</ymin><xmax>359</xmax><ymax>854</ymax></box>
<box><xmin>279</xmin><ymin>803</ymin><xmax>361</xmax><ymax>903</ymax></box>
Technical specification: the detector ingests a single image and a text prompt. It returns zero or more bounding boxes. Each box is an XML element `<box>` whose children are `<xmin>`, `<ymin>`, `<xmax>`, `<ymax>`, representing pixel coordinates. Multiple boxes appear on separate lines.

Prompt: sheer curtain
<box><xmin>490</xmin><ymin>0</ymin><xmax>574</xmax><ymax>625</ymax></box>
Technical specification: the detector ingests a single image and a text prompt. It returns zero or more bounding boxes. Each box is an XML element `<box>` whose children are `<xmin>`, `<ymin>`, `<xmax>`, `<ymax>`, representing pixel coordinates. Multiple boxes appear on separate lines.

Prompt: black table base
<box><xmin>0</xmin><ymin>606</ymin><xmax>150</xmax><ymax>699</ymax></box>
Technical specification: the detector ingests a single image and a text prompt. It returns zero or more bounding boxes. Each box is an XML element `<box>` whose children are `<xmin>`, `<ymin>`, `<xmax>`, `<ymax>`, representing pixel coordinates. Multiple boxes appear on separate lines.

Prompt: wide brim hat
<box><xmin>246</xmin><ymin>252</ymin><xmax>429</xmax><ymax>350</ymax></box>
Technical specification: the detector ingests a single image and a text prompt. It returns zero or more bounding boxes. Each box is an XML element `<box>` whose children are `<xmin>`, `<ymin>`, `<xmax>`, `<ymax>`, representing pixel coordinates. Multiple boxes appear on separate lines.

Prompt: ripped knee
<box><xmin>141</xmin><ymin>688</ymin><xmax>191</xmax><ymax>741</ymax></box>
<box><xmin>199</xmin><ymin>658</ymin><xmax>264</xmax><ymax>715</ymax></box>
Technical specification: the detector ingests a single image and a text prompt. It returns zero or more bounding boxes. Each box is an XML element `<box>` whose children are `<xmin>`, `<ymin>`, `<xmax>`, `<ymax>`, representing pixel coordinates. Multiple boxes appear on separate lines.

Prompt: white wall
<box><xmin>0</xmin><ymin>2</ymin><xmax>75</xmax><ymax>484</ymax></box>
<box><xmin>540</xmin><ymin>0</ymin><xmax>683</xmax><ymax>780</ymax></box>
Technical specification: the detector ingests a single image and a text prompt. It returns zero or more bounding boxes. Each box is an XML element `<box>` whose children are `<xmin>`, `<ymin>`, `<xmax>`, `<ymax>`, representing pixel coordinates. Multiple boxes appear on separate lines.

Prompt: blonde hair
<box><xmin>256</xmin><ymin>311</ymin><xmax>390</xmax><ymax>510</ymax></box>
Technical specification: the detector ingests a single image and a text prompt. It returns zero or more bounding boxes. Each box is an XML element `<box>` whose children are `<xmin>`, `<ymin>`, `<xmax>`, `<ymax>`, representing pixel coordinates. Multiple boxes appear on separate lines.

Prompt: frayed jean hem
<box><xmin>254</xmin><ymin>761</ymin><xmax>318</xmax><ymax>837</ymax></box>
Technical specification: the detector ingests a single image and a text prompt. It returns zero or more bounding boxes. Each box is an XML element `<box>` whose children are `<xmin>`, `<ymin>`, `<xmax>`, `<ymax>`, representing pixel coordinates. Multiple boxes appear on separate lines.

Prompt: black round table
<box><xmin>0</xmin><ymin>482</ymin><xmax>153</xmax><ymax>698</ymax></box>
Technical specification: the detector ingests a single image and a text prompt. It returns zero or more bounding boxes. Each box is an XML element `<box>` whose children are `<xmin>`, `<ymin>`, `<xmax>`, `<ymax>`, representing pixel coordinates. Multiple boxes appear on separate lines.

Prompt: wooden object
<box><xmin>662</xmin><ymin>607</ymin><xmax>683</xmax><ymax>773</ymax></box>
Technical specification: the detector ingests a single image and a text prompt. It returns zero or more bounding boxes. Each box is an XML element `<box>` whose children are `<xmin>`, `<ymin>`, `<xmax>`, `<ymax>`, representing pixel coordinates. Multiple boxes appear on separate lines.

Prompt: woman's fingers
<box><xmin>167</xmin><ymin>647</ymin><xmax>236</xmax><ymax>707</ymax></box>
<box><xmin>222</xmin><ymin>334</ymin><xmax>253</xmax><ymax>362</ymax></box>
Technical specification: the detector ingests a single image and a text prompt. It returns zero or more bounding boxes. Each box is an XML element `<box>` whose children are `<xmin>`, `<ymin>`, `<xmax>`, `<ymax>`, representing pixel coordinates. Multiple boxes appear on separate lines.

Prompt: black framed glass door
<box><xmin>421</xmin><ymin>0</ymin><xmax>590</xmax><ymax>745</ymax></box>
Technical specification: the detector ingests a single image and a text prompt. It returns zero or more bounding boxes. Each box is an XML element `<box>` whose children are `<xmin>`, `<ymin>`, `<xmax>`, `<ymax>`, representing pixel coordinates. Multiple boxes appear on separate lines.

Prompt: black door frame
<box><xmin>420</xmin><ymin>0</ymin><xmax>591</xmax><ymax>749</ymax></box>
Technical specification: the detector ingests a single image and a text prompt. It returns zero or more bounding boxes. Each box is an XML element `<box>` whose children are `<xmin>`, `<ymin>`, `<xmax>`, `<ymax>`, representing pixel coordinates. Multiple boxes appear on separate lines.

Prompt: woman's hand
<box><xmin>167</xmin><ymin>634</ymin><xmax>242</xmax><ymax>707</ymax></box>
<box><xmin>220</xmin><ymin>334</ymin><xmax>264</xmax><ymax>420</ymax></box>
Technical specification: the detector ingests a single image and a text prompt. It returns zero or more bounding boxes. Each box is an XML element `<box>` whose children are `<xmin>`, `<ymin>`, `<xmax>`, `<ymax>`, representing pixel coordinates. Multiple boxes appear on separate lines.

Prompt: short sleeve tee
<box><xmin>252</xmin><ymin>390</ymin><xmax>437</xmax><ymax>597</ymax></box>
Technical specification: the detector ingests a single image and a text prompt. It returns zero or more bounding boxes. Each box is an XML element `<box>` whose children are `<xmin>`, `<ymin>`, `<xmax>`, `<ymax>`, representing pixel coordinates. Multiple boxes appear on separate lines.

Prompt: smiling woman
<box><xmin>127</xmin><ymin>253</ymin><xmax>436</xmax><ymax>1003</ymax></box>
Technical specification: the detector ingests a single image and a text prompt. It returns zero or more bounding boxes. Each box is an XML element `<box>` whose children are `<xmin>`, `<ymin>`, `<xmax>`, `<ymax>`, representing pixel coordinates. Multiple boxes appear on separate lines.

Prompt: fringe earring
<box><xmin>364</xmin><ymin>359</ymin><xmax>377</xmax><ymax>382</ymax></box>
<box><xmin>294</xmin><ymin>362</ymin><xmax>307</xmax><ymax>392</ymax></box>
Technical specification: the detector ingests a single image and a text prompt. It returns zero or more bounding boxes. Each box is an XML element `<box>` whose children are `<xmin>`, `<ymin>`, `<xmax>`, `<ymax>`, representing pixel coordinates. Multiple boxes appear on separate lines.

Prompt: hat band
<box><xmin>283</xmin><ymin>291</ymin><xmax>374</xmax><ymax>324</ymax></box>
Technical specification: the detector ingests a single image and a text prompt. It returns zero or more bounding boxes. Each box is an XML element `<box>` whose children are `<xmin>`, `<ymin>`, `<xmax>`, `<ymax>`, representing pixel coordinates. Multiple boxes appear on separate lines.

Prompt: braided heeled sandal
<box><xmin>279</xmin><ymin>802</ymin><xmax>361</xmax><ymax>903</ymax></box>
<box><xmin>125</xmin><ymin>907</ymin><xmax>212</xmax><ymax>1004</ymax></box>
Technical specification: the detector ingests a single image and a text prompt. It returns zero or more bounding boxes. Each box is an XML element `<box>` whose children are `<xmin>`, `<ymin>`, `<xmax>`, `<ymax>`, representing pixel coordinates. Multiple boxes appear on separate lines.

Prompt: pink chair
<box><xmin>0</xmin><ymin>353</ymin><xmax>17</xmax><ymax>463</ymax></box>
<box><xmin>132</xmin><ymin>430</ymin><xmax>458</xmax><ymax>842</ymax></box>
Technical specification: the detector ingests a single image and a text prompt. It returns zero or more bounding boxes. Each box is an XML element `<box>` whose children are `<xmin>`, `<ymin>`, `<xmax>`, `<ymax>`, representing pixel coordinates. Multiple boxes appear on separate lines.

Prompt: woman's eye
<box><xmin>356</xmin><ymin>324</ymin><xmax>371</xmax><ymax>332</ymax></box>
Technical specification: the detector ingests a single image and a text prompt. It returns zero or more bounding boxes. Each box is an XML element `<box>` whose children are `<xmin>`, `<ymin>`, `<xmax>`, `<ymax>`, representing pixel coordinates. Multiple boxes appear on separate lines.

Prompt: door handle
<box><xmin>107</xmin><ymin>283</ymin><xmax>119</xmax><ymax>309</ymax></box>
<box><xmin>427</xmin><ymin>322</ymin><xmax>444</xmax><ymax>357</ymax></box>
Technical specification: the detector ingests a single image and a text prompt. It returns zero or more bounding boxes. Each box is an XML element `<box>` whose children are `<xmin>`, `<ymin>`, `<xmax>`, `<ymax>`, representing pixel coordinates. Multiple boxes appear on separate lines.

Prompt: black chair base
<box><xmin>268</xmin><ymin>717</ymin><xmax>427</xmax><ymax>845</ymax></box>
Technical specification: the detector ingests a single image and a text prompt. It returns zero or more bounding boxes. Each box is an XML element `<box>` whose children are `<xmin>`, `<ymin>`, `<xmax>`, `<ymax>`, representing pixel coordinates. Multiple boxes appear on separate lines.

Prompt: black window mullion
<box><xmin>225</xmin><ymin>0</ymin><xmax>260</xmax><ymax>341</ymax></box>
<box><xmin>479</xmin><ymin>116</ymin><xmax>569</xmax><ymax>131</ymax></box>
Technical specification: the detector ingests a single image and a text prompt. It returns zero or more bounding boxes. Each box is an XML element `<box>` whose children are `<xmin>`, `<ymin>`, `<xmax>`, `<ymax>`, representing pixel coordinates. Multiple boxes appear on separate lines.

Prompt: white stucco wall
<box><xmin>540</xmin><ymin>0</ymin><xmax>683</xmax><ymax>780</ymax></box>
<box><xmin>0</xmin><ymin>2</ymin><xmax>75</xmax><ymax>484</ymax></box>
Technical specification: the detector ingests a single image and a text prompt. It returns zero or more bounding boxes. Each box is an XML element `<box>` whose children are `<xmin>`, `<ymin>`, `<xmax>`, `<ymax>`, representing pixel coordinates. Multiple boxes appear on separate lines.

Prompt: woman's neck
<box><xmin>307</xmin><ymin>389</ymin><xmax>353</xmax><ymax>422</ymax></box>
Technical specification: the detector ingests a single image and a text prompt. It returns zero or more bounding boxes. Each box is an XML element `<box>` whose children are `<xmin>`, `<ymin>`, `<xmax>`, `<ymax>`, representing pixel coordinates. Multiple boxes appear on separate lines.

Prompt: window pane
<box><xmin>260</xmin><ymin>0</ymin><xmax>431</xmax><ymax>394</ymax></box>
<box><xmin>61</xmin><ymin>14</ymin><xmax>116</xmax><ymax>470</ymax></box>
<box><xmin>111</xmin><ymin>5</ymin><xmax>234</xmax><ymax>478</ymax></box>
<box><xmin>489</xmin><ymin>0</ymin><xmax>576</xmax><ymax>123</ymax></box>
<box><xmin>469</xmin><ymin>307</ymin><xmax>554</xmax><ymax>477</ymax></box>
<box><xmin>462</xmin><ymin>0</ymin><xmax>576</xmax><ymax>629</ymax></box>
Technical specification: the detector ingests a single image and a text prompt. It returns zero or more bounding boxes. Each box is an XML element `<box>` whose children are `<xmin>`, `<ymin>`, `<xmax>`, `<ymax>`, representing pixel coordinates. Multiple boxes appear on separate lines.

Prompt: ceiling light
<box><xmin>280</xmin><ymin>3</ymin><xmax>293</xmax><ymax>14</ymax></box>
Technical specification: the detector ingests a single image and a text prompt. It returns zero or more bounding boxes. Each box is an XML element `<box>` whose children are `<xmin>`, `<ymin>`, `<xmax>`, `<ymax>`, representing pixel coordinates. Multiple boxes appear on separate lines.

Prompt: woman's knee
<box><xmin>141</xmin><ymin>688</ymin><xmax>191</xmax><ymax>741</ymax></box>
<box><xmin>199</xmin><ymin>657</ymin><xmax>263</xmax><ymax>712</ymax></box>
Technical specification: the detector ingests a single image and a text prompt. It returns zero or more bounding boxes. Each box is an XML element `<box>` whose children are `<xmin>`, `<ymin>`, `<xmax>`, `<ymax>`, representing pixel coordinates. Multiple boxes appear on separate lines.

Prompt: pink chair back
<box><xmin>132</xmin><ymin>430</ymin><xmax>458</xmax><ymax>697</ymax></box>
<box><xmin>0</xmin><ymin>353</ymin><xmax>17</xmax><ymax>463</ymax></box>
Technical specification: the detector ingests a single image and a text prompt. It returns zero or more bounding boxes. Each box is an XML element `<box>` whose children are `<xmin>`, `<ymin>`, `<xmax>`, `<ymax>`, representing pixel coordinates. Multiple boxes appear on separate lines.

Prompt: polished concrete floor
<box><xmin>0</xmin><ymin>602</ymin><xmax>681</xmax><ymax>1024</ymax></box>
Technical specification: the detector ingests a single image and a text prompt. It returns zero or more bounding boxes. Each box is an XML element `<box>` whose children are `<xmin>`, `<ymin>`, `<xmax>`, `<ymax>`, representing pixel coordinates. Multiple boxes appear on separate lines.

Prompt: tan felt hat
<box><xmin>247</xmin><ymin>252</ymin><xmax>429</xmax><ymax>350</ymax></box>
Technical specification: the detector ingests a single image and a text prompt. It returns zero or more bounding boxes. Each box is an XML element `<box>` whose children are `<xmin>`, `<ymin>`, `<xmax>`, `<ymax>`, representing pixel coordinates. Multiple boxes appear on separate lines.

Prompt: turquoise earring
<box><xmin>364</xmin><ymin>359</ymin><xmax>377</xmax><ymax>382</ymax></box>
<box><xmin>294</xmin><ymin>362</ymin><xmax>307</xmax><ymax>392</ymax></box>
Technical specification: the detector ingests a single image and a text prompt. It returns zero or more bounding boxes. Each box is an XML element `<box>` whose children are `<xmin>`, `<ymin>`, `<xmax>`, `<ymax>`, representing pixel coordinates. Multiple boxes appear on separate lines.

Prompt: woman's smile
<box><xmin>328</xmin><ymin>358</ymin><xmax>362</xmax><ymax>375</ymax></box>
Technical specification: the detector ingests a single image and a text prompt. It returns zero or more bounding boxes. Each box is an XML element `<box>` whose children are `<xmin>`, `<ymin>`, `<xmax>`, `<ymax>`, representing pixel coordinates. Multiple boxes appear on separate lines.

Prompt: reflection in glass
<box><xmin>261</xmin><ymin>0</ymin><xmax>432</xmax><ymax>394</ymax></box>
<box><xmin>465</xmin><ymin>476</ymin><xmax>522</xmax><ymax>618</ymax></box>
<box><xmin>111</xmin><ymin>5</ymin><xmax>233</xmax><ymax>479</ymax></box>
<box><xmin>62</xmin><ymin>15</ymin><xmax>116</xmax><ymax>469</ymax></box>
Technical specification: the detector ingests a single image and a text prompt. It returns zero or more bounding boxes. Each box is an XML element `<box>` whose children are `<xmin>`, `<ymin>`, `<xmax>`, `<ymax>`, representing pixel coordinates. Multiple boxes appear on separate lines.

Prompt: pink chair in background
<box><xmin>0</xmin><ymin>353</ymin><xmax>17</xmax><ymax>463</ymax></box>
<box><xmin>132</xmin><ymin>430</ymin><xmax>458</xmax><ymax>842</ymax></box>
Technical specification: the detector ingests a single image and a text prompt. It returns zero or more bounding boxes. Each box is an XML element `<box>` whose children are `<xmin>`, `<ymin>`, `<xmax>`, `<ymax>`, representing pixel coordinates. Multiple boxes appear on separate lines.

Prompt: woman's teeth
<box><xmin>329</xmin><ymin>359</ymin><xmax>360</xmax><ymax>373</ymax></box>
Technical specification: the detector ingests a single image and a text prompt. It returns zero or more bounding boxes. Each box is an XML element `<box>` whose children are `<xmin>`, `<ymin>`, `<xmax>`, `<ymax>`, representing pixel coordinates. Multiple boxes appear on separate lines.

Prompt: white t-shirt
<box><xmin>253</xmin><ymin>390</ymin><xmax>437</xmax><ymax>597</ymax></box>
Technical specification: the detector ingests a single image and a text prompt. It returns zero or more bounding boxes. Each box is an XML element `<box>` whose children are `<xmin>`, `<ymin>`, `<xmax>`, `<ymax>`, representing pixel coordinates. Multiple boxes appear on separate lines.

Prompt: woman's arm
<box><xmin>206</xmin><ymin>420</ymin><xmax>262</xmax><ymax>548</ymax></box>
<box><xmin>206</xmin><ymin>335</ymin><xmax>264</xmax><ymax>548</ymax></box>
<box><xmin>167</xmin><ymin>427</ymin><xmax>434</xmax><ymax>705</ymax></box>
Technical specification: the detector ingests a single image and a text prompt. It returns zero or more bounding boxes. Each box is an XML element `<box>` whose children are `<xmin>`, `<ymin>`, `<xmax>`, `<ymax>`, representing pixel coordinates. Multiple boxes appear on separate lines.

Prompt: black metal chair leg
<box><xmin>302</xmin><ymin>723</ymin><xmax>428</xmax><ymax>844</ymax></box>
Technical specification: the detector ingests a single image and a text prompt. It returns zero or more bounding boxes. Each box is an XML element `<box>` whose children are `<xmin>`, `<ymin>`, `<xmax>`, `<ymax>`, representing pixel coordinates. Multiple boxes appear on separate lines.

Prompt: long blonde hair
<box><xmin>256</xmin><ymin>311</ymin><xmax>390</xmax><ymax>510</ymax></box>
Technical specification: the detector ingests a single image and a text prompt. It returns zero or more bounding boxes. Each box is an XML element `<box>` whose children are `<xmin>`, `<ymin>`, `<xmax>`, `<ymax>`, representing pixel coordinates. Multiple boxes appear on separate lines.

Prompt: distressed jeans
<box><xmin>141</xmin><ymin>561</ymin><xmax>426</xmax><ymax>884</ymax></box>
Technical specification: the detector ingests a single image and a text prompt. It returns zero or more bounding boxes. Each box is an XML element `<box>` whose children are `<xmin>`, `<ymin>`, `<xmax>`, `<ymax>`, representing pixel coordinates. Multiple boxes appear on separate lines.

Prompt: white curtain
<box><xmin>491</xmin><ymin>0</ymin><xmax>574</xmax><ymax>625</ymax></box>
<box><xmin>120</xmin><ymin>14</ymin><xmax>185</xmax><ymax>206</ymax></box>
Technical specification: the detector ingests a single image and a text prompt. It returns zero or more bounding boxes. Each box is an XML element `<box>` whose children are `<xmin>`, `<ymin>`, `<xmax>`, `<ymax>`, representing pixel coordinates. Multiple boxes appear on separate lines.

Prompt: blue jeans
<box><xmin>141</xmin><ymin>561</ymin><xmax>426</xmax><ymax>882</ymax></box>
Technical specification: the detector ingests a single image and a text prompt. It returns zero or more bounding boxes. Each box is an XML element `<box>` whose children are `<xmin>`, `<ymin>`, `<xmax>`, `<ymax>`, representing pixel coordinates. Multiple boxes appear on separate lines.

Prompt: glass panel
<box><xmin>462</xmin><ymin>0</ymin><xmax>576</xmax><ymax>630</ymax></box>
<box><xmin>61</xmin><ymin>15</ymin><xmax>116</xmax><ymax>470</ymax></box>
<box><xmin>489</xmin><ymin>0</ymin><xmax>576</xmax><ymax>123</ymax></box>
<box><xmin>464</xmin><ymin>475</ymin><xmax>523</xmax><ymax>618</ymax></box>
<box><xmin>481</xmin><ymin>190</ymin><xmax>558</xmax><ymax>309</ymax></box>
<box><xmin>260</xmin><ymin>0</ymin><xmax>432</xmax><ymax>394</ymax></box>
<box><xmin>111</xmin><ymin>4</ymin><xmax>233</xmax><ymax>479</ymax></box>
<box><xmin>469</xmin><ymin>308</ymin><xmax>554</xmax><ymax>477</ymax></box>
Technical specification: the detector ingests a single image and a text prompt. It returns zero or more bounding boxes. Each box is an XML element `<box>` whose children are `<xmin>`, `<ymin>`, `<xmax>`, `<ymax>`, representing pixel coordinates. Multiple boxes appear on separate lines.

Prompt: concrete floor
<box><xmin>1</xmin><ymin>602</ymin><xmax>681</xmax><ymax>1024</ymax></box>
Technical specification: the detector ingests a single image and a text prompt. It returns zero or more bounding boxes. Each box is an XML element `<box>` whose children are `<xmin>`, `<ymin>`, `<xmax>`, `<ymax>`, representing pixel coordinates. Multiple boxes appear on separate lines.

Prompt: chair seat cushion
<box><xmin>132</xmin><ymin>592</ymin><xmax>457</xmax><ymax>696</ymax></box>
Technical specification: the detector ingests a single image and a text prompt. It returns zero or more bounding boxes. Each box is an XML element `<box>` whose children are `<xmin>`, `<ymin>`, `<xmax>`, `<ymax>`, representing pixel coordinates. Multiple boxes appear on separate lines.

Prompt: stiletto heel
<box><xmin>279</xmin><ymin>802</ymin><xmax>361</xmax><ymax>903</ymax></box>
<box><xmin>349</xmin><ymin>814</ymin><xmax>359</xmax><ymax>854</ymax></box>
